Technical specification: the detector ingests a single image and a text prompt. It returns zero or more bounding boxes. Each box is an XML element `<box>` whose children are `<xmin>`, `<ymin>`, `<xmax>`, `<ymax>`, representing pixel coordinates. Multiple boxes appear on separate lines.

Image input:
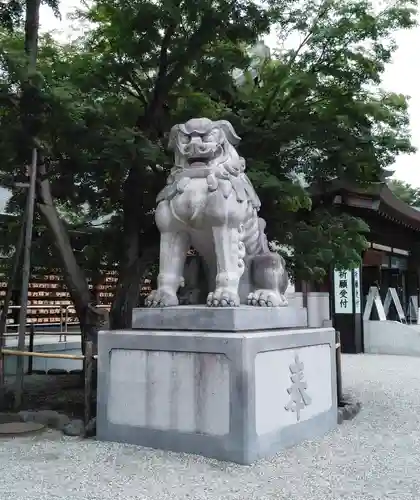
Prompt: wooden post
<box><xmin>83</xmin><ymin>341</ymin><xmax>93</xmax><ymax>433</ymax></box>
<box><xmin>13</xmin><ymin>0</ymin><xmax>42</xmax><ymax>410</ymax></box>
<box><xmin>0</xmin><ymin>214</ymin><xmax>26</xmax><ymax>388</ymax></box>
<box><xmin>0</xmin><ymin>346</ymin><xmax>4</xmax><ymax>407</ymax></box>
<box><xmin>1</xmin><ymin>350</ymin><xmax>85</xmax><ymax>360</ymax></box>
<box><xmin>28</xmin><ymin>324</ymin><xmax>35</xmax><ymax>375</ymax></box>
<box><xmin>14</xmin><ymin>149</ymin><xmax>38</xmax><ymax>410</ymax></box>
<box><xmin>336</xmin><ymin>330</ymin><xmax>343</xmax><ymax>405</ymax></box>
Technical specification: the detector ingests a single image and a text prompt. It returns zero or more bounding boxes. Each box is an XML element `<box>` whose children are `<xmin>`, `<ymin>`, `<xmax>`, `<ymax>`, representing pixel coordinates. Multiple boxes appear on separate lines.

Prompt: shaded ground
<box><xmin>3</xmin><ymin>374</ymin><xmax>92</xmax><ymax>419</ymax></box>
<box><xmin>1</xmin><ymin>353</ymin><xmax>420</xmax><ymax>499</ymax></box>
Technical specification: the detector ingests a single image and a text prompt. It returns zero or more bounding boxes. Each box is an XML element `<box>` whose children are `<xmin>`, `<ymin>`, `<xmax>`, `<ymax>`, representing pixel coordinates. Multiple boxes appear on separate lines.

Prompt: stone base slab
<box><xmin>97</xmin><ymin>327</ymin><xmax>337</xmax><ymax>465</ymax></box>
<box><xmin>132</xmin><ymin>305</ymin><xmax>308</xmax><ymax>331</ymax></box>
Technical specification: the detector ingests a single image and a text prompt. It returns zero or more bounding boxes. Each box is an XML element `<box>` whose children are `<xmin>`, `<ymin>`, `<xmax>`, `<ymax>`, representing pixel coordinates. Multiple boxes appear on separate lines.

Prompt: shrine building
<box><xmin>301</xmin><ymin>178</ymin><xmax>420</xmax><ymax>354</ymax></box>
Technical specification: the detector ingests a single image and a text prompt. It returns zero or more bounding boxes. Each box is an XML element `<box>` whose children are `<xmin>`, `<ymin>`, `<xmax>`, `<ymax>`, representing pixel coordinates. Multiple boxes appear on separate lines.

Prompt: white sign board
<box><xmin>334</xmin><ymin>269</ymin><xmax>354</xmax><ymax>314</ymax></box>
<box><xmin>353</xmin><ymin>267</ymin><xmax>361</xmax><ymax>314</ymax></box>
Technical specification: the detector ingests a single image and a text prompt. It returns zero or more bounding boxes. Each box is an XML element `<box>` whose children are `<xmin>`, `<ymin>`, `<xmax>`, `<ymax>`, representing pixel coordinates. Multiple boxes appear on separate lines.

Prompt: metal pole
<box><xmin>336</xmin><ymin>330</ymin><xmax>343</xmax><ymax>405</ymax></box>
<box><xmin>14</xmin><ymin>148</ymin><xmax>38</xmax><ymax>409</ymax></box>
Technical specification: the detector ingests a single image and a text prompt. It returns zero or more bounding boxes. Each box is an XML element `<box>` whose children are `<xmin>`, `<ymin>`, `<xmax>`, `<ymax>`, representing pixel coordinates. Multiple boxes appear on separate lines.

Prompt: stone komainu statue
<box><xmin>145</xmin><ymin>118</ymin><xmax>288</xmax><ymax>308</ymax></box>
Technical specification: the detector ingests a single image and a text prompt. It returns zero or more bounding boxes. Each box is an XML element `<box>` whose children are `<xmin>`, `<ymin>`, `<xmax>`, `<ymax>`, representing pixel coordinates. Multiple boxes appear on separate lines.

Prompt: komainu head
<box><xmin>168</xmin><ymin>118</ymin><xmax>244</xmax><ymax>174</ymax></box>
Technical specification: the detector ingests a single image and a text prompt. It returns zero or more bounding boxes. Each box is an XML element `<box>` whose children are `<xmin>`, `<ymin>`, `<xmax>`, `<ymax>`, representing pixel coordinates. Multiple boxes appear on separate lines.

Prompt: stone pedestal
<box><xmin>97</xmin><ymin>307</ymin><xmax>337</xmax><ymax>465</ymax></box>
<box><xmin>132</xmin><ymin>304</ymin><xmax>308</xmax><ymax>331</ymax></box>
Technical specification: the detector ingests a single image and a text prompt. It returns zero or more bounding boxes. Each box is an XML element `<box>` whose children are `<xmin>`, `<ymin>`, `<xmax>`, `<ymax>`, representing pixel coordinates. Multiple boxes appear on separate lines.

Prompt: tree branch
<box><xmin>257</xmin><ymin>0</ymin><xmax>333</xmax><ymax>127</ymax></box>
<box><xmin>121</xmin><ymin>74</ymin><xmax>148</xmax><ymax>106</ymax></box>
<box><xmin>146</xmin><ymin>1</ymin><xmax>181</xmax><ymax>118</ymax></box>
<box><xmin>147</xmin><ymin>5</ymin><xmax>228</xmax><ymax>123</ymax></box>
<box><xmin>163</xmin><ymin>13</ymin><xmax>216</xmax><ymax>94</ymax></box>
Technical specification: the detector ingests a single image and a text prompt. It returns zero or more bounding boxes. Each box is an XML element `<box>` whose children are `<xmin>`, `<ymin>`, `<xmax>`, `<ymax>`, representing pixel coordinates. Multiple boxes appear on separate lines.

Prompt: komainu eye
<box><xmin>179</xmin><ymin>133</ymin><xmax>190</xmax><ymax>144</ymax></box>
<box><xmin>203</xmin><ymin>132</ymin><xmax>214</xmax><ymax>142</ymax></box>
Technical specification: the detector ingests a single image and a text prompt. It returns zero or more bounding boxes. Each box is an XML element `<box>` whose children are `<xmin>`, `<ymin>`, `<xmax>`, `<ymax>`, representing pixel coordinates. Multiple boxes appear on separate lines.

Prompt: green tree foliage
<box><xmin>228</xmin><ymin>0</ymin><xmax>417</xmax><ymax>276</ymax></box>
<box><xmin>388</xmin><ymin>178</ymin><xmax>420</xmax><ymax>207</ymax></box>
<box><xmin>0</xmin><ymin>0</ymin><xmax>276</xmax><ymax>336</ymax></box>
<box><xmin>0</xmin><ymin>0</ymin><xmax>59</xmax><ymax>31</ymax></box>
<box><xmin>0</xmin><ymin>0</ymin><xmax>417</xmax><ymax>339</ymax></box>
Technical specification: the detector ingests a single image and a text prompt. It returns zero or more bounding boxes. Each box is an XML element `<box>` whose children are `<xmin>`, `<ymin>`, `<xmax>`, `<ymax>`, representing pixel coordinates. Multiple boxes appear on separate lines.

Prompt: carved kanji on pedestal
<box><xmin>285</xmin><ymin>353</ymin><xmax>312</xmax><ymax>421</ymax></box>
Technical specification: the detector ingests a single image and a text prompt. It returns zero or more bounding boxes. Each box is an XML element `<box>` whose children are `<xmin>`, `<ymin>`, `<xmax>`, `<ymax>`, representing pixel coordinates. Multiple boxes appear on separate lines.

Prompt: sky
<box><xmin>1</xmin><ymin>0</ymin><xmax>419</xmax><ymax>213</ymax></box>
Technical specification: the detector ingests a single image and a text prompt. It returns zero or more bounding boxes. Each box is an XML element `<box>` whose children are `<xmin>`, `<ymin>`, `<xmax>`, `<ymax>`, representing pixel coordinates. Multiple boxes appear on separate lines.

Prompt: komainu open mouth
<box><xmin>187</xmin><ymin>157</ymin><xmax>211</xmax><ymax>165</ymax></box>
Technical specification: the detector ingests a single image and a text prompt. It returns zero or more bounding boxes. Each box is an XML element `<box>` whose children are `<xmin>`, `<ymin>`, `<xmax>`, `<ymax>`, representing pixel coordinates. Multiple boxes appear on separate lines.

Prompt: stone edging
<box><xmin>5</xmin><ymin>400</ymin><xmax>359</xmax><ymax>438</ymax></box>
<box><xmin>17</xmin><ymin>410</ymin><xmax>91</xmax><ymax>437</ymax></box>
<box><xmin>338</xmin><ymin>394</ymin><xmax>362</xmax><ymax>424</ymax></box>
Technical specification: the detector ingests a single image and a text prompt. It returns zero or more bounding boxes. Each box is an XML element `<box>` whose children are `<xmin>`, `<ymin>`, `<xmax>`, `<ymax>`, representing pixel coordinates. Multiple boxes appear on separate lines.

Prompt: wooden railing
<box><xmin>0</xmin><ymin>341</ymin><xmax>95</xmax><ymax>434</ymax></box>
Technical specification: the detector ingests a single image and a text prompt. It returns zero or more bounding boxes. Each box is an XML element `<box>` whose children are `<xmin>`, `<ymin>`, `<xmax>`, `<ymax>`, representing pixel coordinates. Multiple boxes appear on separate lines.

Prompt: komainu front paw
<box><xmin>247</xmin><ymin>289</ymin><xmax>287</xmax><ymax>307</ymax></box>
<box><xmin>207</xmin><ymin>288</ymin><xmax>240</xmax><ymax>307</ymax></box>
<box><xmin>145</xmin><ymin>289</ymin><xmax>179</xmax><ymax>307</ymax></box>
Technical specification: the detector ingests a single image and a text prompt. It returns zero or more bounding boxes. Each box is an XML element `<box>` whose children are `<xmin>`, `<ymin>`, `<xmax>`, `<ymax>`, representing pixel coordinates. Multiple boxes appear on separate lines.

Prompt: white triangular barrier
<box><xmin>406</xmin><ymin>296</ymin><xmax>419</xmax><ymax>324</ymax></box>
<box><xmin>363</xmin><ymin>286</ymin><xmax>406</xmax><ymax>323</ymax></box>
<box><xmin>363</xmin><ymin>287</ymin><xmax>386</xmax><ymax>321</ymax></box>
<box><xmin>383</xmin><ymin>288</ymin><xmax>406</xmax><ymax>324</ymax></box>
<box><xmin>363</xmin><ymin>287</ymin><xmax>406</xmax><ymax>323</ymax></box>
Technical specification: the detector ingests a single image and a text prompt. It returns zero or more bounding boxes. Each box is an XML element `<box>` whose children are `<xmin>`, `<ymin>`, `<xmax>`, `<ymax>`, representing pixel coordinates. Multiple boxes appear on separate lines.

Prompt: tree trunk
<box><xmin>24</xmin><ymin>0</ymin><xmax>41</xmax><ymax>68</ymax></box>
<box><xmin>109</xmin><ymin>163</ymin><xmax>159</xmax><ymax>329</ymax></box>
<box><xmin>36</xmin><ymin>163</ymin><xmax>104</xmax><ymax>350</ymax></box>
<box><xmin>110</xmin><ymin>245</ymin><xmax>157</xmax><ymax>329</ymax></box>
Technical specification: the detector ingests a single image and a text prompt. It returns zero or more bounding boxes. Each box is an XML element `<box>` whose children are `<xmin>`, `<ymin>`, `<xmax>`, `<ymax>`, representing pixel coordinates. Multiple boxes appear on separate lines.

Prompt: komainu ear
<box><xmin>168</xmin><ymin>124</ymin><xmax>180</xmax><ymax>150</ymax></box>
<box><xmin>214</xmin><ymin>120</ymin><xmax>241</xmax><ymax>145</ymax></box>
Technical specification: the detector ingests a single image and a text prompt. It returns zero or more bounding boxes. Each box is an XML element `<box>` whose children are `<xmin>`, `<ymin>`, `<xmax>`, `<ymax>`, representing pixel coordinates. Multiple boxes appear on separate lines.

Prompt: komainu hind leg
<box><xmin>248</xmin><ymin>253</ymin><xmax>288</xmax><ymax>307</ymax></box>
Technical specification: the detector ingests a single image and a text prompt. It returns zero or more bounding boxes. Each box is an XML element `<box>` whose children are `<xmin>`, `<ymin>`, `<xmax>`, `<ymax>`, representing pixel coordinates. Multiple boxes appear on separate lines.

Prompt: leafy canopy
<box><xmin>388</xmin><ymin>178</ymin><xmax>420</xmax><ymax>208</ymax></box>
<box><xmin>0</xmin><ymin>0</ymin><xmax>418</xmax><ymax>294</ymax></box>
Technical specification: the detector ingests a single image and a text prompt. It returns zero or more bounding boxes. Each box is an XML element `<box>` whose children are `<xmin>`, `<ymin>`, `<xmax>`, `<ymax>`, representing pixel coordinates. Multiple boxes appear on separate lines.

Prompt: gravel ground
<box><xmin>1</xmin><ymin>353</ymin><xmax>420</xmax><ymax>500</ymax></box>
